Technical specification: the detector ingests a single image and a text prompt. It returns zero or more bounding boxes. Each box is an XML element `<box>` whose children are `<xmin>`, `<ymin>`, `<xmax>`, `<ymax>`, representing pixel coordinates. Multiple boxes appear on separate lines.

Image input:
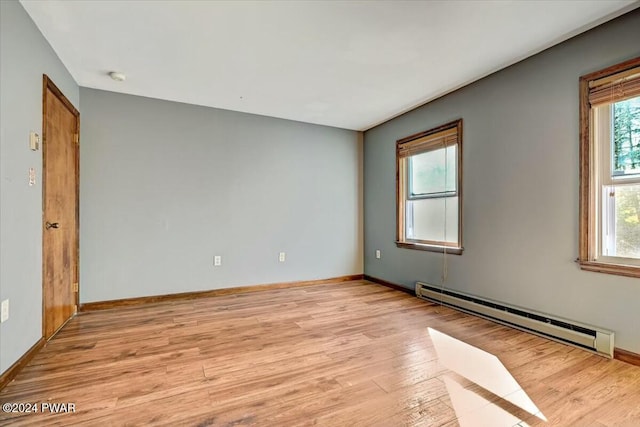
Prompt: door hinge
<box><xmin>73</xmin><ymin>134</ymin><xmax>79</xmax><ymax>145</ymax></box>
<box><xmin>72</xmin><ymin>282</ymin><xmax>79</xmax><ymax>292</ymax></box>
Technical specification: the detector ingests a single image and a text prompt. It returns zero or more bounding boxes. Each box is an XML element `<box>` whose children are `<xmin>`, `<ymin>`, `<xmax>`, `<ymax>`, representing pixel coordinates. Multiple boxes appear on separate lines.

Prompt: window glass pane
<box><xmin>612</xmin><ymin>96</ymin><xmax>640</xmax><ymax>177</ymax></box>
<box><xmin>406</xmin><ymin>197</ymin><xmax>458</xmax><ymax>244</ymax></box>
<box><xmin>603</xmin><ymin>184</ymin><xmax>640</xmax><ymax>259</ymax></box>
<box><xmin>410</xmin><ymin>145</ymin><xmax>456</xmax><ymax>196</ymax></box>
<box><xmin>615</xmin><ymin>184</ymin><xmax>640</xmax><ymax>259</ymax></box>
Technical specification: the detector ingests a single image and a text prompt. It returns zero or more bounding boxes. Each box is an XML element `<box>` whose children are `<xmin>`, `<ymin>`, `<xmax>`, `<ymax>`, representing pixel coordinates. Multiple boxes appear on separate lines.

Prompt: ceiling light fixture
<box><xmin>108</xmin><ymin>71</ymin><xmax>126</xmax><ymax>82</ymax></box>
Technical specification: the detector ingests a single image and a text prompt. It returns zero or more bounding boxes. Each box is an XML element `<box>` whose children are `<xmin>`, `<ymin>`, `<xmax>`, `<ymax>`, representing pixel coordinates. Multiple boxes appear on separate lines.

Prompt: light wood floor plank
<box><xmin>1</xmin><ymin>280</ymin><xmax>638</xmax><ymax>426</ymax></box>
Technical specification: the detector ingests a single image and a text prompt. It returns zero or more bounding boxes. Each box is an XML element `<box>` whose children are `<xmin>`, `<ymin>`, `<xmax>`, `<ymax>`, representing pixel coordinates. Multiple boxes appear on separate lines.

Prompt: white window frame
<box><xmin>595</xmin><ymin>105</ymin><xmax>640</xmax><ymax>266</ymax></box>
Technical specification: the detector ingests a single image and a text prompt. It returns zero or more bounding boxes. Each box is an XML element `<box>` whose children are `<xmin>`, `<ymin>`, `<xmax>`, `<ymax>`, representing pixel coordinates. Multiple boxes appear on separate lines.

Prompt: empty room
<box><xmin>1</xmin><ymin>0</ymin><xmax>640</xmax><ymax>425</ymax></box>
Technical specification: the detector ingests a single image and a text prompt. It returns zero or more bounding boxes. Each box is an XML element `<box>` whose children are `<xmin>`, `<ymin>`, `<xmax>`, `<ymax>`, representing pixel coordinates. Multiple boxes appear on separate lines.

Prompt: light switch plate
<box><xmin>1</xmin><ymin>299</ymin><xmax>8</xmax><ymax>323</ymax></box>
<box><xmin>29</xmin><ymin>132</ymin><xmax>40</xmax><ymax>151</ymax></box>
<box><xmin>29</xmin><ymin>168</ymin><xmax>36</xmax><ymax>186</ymax></box>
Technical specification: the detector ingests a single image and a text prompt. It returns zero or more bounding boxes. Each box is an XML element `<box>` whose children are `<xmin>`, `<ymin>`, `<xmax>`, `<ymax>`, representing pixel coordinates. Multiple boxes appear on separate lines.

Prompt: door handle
<box><xmin>45</xmin><ymin>222</ymin><xmax>59</xmax><ymax>230</ymax></box>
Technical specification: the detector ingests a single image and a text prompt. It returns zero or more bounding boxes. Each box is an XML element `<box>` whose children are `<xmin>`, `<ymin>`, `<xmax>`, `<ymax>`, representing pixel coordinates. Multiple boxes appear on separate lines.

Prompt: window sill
<box><xmin>396</xmin><ymin>241</ymin><xmax>463</xmax><ymax>255</ymax></box>
<box><xmin>579</xmin><ymin>260</ymin><xmax>640</xmax><ymax>278</ymax></box>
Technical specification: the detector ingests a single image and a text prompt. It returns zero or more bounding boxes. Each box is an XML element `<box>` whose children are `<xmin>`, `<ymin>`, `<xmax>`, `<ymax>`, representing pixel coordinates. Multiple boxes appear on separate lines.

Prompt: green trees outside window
<box><xmin>612</xmin><ymin>97</ymin><xmax>640</xmax><ymax>258</ymax></box>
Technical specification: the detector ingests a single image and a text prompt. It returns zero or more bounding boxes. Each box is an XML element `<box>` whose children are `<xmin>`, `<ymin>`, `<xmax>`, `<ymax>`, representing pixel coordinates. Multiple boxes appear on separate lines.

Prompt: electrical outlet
<box><xmin>1</xmin><ymin>299</ymin><xmax>8</xmax><ymax>323</ymax></box>
<box><xmin>375</xmin><ymin>250</ymin><xmax>381</xmax><ymax>259</ymax></box>
<box><xmin>214</xmin><ymin>255</ymin><xmax>222</xmax><ymax>266</ymax></box>
<box><xmin>279</xmin><ymin>252</ymin><xmax>286</xmax><ymax>262</ymax></box>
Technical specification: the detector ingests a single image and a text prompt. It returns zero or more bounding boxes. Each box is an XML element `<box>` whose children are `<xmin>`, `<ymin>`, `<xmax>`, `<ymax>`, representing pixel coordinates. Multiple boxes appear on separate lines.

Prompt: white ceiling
<box><xmin>21</xmin><ymin>0</ymin><xmax>638</xmax><ymax>131</ymax></box>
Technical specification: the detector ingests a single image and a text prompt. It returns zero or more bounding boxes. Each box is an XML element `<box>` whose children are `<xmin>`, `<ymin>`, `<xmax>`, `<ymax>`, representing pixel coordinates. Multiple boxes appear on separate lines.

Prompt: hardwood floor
<box><xmin>1</xmin><ymin>280</ymin><xmax>639</xmax><ymax>426</ymax></box>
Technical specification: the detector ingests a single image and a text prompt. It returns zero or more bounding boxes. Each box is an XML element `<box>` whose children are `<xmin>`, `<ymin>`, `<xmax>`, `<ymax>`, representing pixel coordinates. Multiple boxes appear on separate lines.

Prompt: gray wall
<box><xmin>0</xmin><ymin>0</ymin><xmax>79</xmax><ymax>374</ymax></box>
<box><xmin>80</xmin><ymin>88</ymin><xmax>362</xmax><ymax>303</ymax></box>
<box><xmin>364</xmin><ymin>10</ymin><xmax>640</xmax><ymax>353</ymax></box>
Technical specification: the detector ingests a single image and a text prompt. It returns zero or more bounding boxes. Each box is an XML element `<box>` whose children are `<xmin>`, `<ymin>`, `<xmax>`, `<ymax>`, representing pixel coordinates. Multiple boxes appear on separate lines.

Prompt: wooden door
<box><xmin>42</xmin><ymin>75</ymin><xmax>80</xmax><ymax>340</ymax></box>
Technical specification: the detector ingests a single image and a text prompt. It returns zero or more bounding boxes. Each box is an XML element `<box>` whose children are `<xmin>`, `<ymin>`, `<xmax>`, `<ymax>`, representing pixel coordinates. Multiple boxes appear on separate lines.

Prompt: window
<box><xmin>579</xmin><ymin>57</ymin><xmax>640</xmax><ymax>278</ymax></box>
<box><xmin>396</xmin><ymin>119</ymin><xmax>463</xmax><ymax>254</ymax></box>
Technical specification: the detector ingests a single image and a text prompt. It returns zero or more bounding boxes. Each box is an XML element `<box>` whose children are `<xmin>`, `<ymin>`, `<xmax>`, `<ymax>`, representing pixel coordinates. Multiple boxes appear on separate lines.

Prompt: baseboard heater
<box><xmin>415</xmin><ymin>282</ymin><xmax>614</xmax><ymax>358</ymax></box>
